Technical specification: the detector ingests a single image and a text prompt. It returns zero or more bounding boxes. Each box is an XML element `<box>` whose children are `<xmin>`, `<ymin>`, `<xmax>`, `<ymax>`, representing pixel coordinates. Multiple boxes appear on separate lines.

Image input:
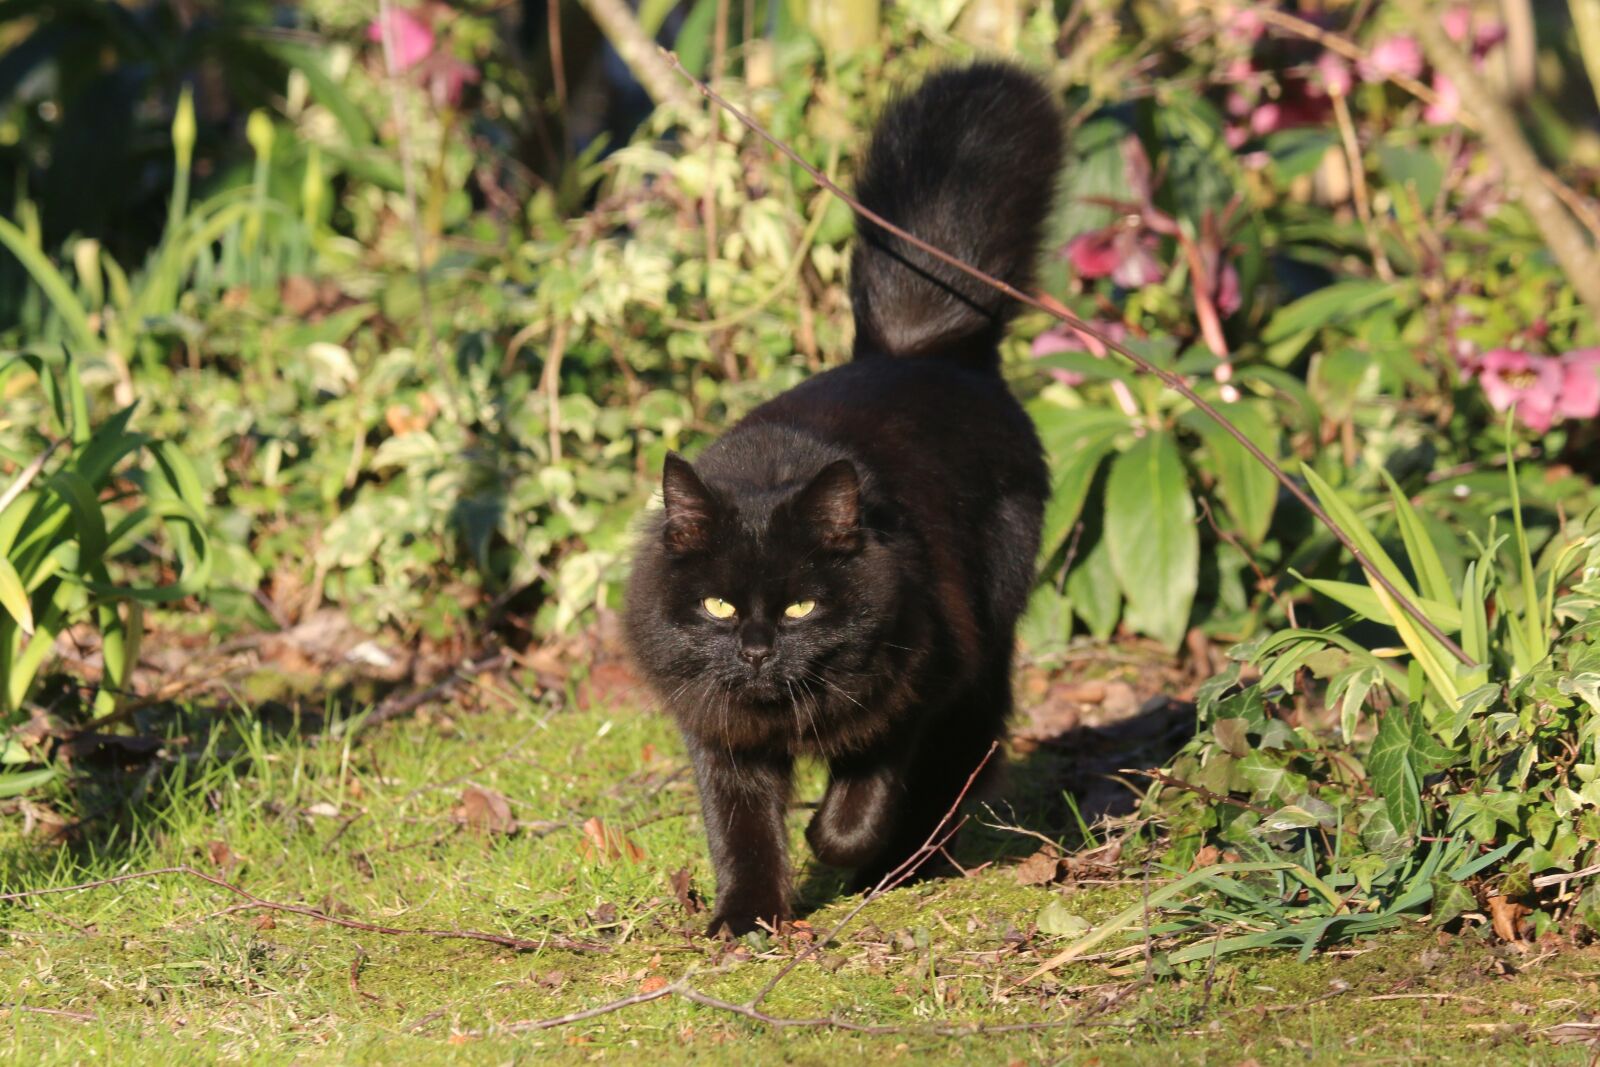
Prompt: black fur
<box><xmin>624</xmin><ymin>62</ymin><xmax>1063</xmax><ymax>937</ymax></box>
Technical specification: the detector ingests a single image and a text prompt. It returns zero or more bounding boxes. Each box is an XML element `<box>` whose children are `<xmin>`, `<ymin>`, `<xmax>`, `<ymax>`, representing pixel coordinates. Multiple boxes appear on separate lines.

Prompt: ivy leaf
<box><xmin>1429</xmin><ymin>875</ymin><xmax>1476</xmax><ymax>926</ymax></box>
<box><xmin>1369</xmin><ymin>708</ymin><xmax>1422</xmax><ymax>836</ymax></box>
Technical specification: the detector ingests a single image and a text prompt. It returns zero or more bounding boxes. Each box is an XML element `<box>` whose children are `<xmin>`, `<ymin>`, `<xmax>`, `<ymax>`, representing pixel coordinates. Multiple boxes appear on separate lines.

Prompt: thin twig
<box><xmin>1330</xmin><ymin>90</ymin><xmax>1393</xmax><ymax>282</ymax></box>
<box><xmin>0</xmin><ymin>865</ymin><xmax>608</xmax><ymax>955</ymax></box>
<box><xmin>659</xmin><ymin>49</ymin><xmax>1475</xmax><ymax>669</ymax></box>
<box><xmin>0</xmin><ymin>1003</ymin><xmax>94</xmax><ymax>1023</ymax></box>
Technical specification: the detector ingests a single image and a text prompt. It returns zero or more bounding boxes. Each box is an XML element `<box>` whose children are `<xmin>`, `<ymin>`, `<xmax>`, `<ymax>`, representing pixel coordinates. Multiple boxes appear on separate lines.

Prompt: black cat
<box><xmin>624</xmin><ymin>61</ymin><xmax>1064</xmax><ymax>936</ymax></box>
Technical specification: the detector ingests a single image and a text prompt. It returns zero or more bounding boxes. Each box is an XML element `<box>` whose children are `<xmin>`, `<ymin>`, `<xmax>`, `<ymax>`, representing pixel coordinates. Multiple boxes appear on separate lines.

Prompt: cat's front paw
<box><xmin>703</xmin><ymin>893</ymin><xmax>788</xmax><ymax>938</ymax></box>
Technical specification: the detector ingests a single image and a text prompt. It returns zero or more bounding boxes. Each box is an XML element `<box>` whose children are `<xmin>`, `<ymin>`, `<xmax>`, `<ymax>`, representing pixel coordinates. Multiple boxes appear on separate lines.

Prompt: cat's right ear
<box><xmin>661</xmin><ymin>453</ymin><xmax>715</xmax><ymax>555</ymax></box>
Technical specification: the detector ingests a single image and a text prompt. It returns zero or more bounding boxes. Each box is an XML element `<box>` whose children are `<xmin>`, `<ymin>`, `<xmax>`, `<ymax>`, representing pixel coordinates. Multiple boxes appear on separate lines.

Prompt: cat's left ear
<box><xmin>662</xmin><ymin>452</ymin><xmax>716</xmax><ymax>555</ymax></box>
<box><xmin>796</xmin><ymin>459</ymin><xmax>862</xmax><ymax>552</ymax></box>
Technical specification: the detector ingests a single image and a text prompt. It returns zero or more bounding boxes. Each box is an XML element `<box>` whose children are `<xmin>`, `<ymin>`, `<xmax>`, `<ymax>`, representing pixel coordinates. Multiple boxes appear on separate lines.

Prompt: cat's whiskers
<box><xmin>797</xmin><ymin>664</ymin><xmax>866</xmax><ymax>711</ymax></box>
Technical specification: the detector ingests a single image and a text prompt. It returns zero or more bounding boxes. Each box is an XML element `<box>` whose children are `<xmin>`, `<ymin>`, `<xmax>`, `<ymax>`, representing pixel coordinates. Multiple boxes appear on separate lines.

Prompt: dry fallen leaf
<box><xmin>456</xmin><ymin>786</ymin><xmax>515</xmax><ymax>834</ymax></box>
<box><xmin>580</xmin><ymin>816</ymin><xmax>645</xmax><ymax>862</ymax></box>
<box><xmin>1014</xmin><ymin>846</ymin><xmax>1062</xmax><ymax>886</ymax></box>
<box><xmin>1191</xmin><ymin>845</ymin><xmax>1222</xmax><ymax>870</ymax></box>
<box><xmin>638</xmin><ymin>975</ymin><xmax>670</xmax><ymax>994</ymax></box>
<box><xmin>668</xmin><ymin>866</ymin><xmax>704</xmax><ymax>915</ymax></box>
<box><xmin>206</xmin><ymin>839</ymin><xmax>243</xmax><ymax>876</ymax></box>
<box><xmin>1487</xmin><ymin>895</ymin><xmax>1529</xmax><ymax>942</ymax></box>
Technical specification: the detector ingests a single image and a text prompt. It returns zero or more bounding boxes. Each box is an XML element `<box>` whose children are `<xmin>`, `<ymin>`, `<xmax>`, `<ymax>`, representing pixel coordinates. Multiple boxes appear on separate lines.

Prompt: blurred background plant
<box><xmin>3</xmin><ymin>0</ymin><xmax>1600</xmax><ymax>939</ymax></box>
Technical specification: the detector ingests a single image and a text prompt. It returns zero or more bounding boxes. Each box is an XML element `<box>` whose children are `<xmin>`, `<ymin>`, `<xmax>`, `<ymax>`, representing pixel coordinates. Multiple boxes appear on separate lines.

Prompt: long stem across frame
<box><xmin>660</xmin><ymin>50</ymin><xmax>1475</xmax><ymax>668</ymax></box>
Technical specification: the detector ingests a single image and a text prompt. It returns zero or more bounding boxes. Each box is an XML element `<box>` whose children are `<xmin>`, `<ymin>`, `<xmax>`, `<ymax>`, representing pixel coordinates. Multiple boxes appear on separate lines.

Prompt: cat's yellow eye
<box><xmin>784</xmin><ymin>600</ymin><xmax>817</xmax><ymax>620</ymax></box>
<box><xmin>702</xmin><ymin>597</ymin><xmax>737</xmax><ymax>619</ymax></box>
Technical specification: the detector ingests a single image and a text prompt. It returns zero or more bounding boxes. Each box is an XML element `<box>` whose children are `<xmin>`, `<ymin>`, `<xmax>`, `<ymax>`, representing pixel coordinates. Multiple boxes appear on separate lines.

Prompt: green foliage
<box><xmin>0</xmin><ymin>349</ymin><xmax>210</xmax><ymax>786</ymax></box>
<box><xmin>1151</xmin><ymin>453</ymin><xmax>1600</xmax><ymax>949</ymax></box>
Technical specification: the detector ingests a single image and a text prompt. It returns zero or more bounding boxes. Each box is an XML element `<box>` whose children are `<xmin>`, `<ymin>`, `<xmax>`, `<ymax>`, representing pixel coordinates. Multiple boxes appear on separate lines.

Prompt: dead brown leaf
<box><xmin>1488</xmin><ymin>895</ymin><xmax>1529</xmax><ymax>943</ymax></box>
<box><xmin>1191</xmin><ymin>845</ymin><xmax>1222</xmax><ymax>871</ymax></box>
<box><xmin>580</xmin><ymin>816</ymin><xmax>645</xmax><ymax>862</ymax></box>
<box><xmin>668</xmin><ymin>866</ymin><xmax>704</xmax><ymax>915</ymax></box>
<box><xmin>456</xmin><ymin>786</ymin><xmax>515</xmax><ymax>834</ymax></box>
<box><xmin>1014</xmin><ymin>846</ymin><xmax>1061</xmax><ymax>886</ymax></box>
<box><xmin>206</xmin><ymin>839</ymin><xmax>243</xmax><ymax>876</ymax></box>
<box><xmin>638</xmin><ymin>975</ymin><xmax>670</xmax><ymax>994</ymax></box>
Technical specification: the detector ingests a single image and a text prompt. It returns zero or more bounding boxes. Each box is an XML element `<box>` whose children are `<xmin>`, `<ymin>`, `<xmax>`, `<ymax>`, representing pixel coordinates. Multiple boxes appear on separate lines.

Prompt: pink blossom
<box><xmin>427</xmin><ymin>56</ymin><xmax>481</xmax><ymax>107</ymax></box>
<box><xmin>1220</xmin><ymin>6</ymin><xmax>1266</xmax><ymax>45</ymax></box>
<box><xmin>1360</xmin><ymin>35</ymin><xmax>1425</xmax><ymax>82</ymax></box>
<box><xmin>367</xmin><ymin>7</ymin><xmax>434</xmax><ymax>71</ymax></box>
<box><xmin>1215</xmin><ymin>261</ymin><xmax>1242</xmax><ymax>317</ymax></box>
<box><xmin>1066</xmin><ymin>228</ymin><xmax>1164</xmax><ymax>288</ymax></box>
<box><xmin>1315</xmin><ymin>53</ymin><xmax>1354</xmax><ymax>97</ymax></box>
<box><xmin>1478</xmin><ymin>349</ymin><xmax>1564</xmax><ymax>432</ymax></box>
<box><xmin>1445</xmin><ymin>5</ymin><xmax>1507</xmax><ymax>54</ymax></box>
<box><xmin>1442</xmin><ymin>5</ymin><xmax>1472</xmax><ymax>42</ymax></box>
<box><xmin>1424</xmin><ymin>72</ymin><xmax>1461</xmax><ymax>123</ymax></box>
<box><xmin>1560</xmin><ymin>349</ymin><xmax>1600</xmax><ymax>421</ymax></box>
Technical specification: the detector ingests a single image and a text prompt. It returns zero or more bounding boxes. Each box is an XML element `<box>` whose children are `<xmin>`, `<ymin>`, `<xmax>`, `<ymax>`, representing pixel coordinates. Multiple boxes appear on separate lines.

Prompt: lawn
<box><xmin>4</xmin><ymin>657</ymin><xmax>1598</xmax><ymax>1064</ymax></box>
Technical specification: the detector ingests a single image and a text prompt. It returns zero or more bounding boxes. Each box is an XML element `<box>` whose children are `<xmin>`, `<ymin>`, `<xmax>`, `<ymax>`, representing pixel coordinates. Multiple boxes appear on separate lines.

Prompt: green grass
<box><xmin>2</xmin><ymin>685</ymin><xmax>1598</xmax><ymax>1064</ymax></box>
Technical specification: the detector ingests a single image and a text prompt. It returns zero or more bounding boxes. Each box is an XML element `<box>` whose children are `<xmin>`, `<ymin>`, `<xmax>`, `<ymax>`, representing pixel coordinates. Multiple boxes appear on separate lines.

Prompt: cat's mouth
<box><xmin>734</xmin><ymin>674</ymin><xmax>789</xmax><ymax>706</ymax></box>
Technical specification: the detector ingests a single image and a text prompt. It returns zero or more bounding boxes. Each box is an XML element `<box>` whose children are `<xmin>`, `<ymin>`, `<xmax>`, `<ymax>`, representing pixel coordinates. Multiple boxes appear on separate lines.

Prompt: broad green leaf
<box><xmin>0</xmin><ymin>767</ymin><xmax>57</xmax><ymax>797</ymax></box>
<box><xmin>1262</xmin><ymin>279</ymin><xmax>1399</xmax><ymax>344</ymax></box>
<box><xmin>1183</xmin><ymin>403</ymin><xmax>1278</xmax><ymax>547</ymax></box>
<box><xmin>0</xmin><ymin>556</ymin><xmax>32</xmax><ymax>634</ymax></box>
<box><xmin>1369</xmin><ymin>707</ymin><xmax>1423</xmax><ymax>836</ymax></box>
<box><xmin>1066</xmin><ymin>534</ymin><xmax>1120</xmax><ymax>640</ymax></box>
<box><xmin>1301</xmin><ymin>577</ymin><xmax>1461</xmax><ymax>633</ymax></box>
<box><xmin>1030</xmin><ymin>406</ymin><xmax>1128</xmax><ymax>564</ymax></box>
<box><xmin>1381</xmin><ymin>471</ymin><xmax>1453</xmax><ymax>605</ymax></box>
<box><xmin>1105</xmin><ymin>431</ymin><xmax>1197</xmax><ymax>651</ymax></box>
<box><xmin>46</xmin><ymin>471</ymin><xmax>106</xmax><ymax>573</ymax></box>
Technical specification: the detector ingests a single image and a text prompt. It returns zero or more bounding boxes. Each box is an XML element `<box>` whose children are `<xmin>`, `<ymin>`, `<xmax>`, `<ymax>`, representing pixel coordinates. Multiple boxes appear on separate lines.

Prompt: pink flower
<box><xmin>427</xmin><ymin>56</ymin><xmax>481</xmax><ymax>107</ymax></box>
<box><xmin>1215</xmin><ymin>261</ymin><xmax>1242</xmax><ymax>317</ymax></box>
<box><xmin>1560</xmin><ymin>349</ymin><xmax>1600</xmax><ymax>421</ymax></box>
<box><xmin>1220</xmin><ymin>5</ymin><xmax>1266</xmax><ymax>45</ymax></box>
<box><xmin>1442</xmin><ymin>5</ymin><xmax>1472</xmax><ymax>42</ymax></box>
<box><xmin>1066</xmin><ymin>228</ymin><xmax>1164</xmax><ymax>288</ymax></box>
<box><xmin>1424</xmin><ymin>72</ymin><xmax>1461</xmax><ymax>124</ymax></box>
<box><xmin>1360</xmin><ymin>35</ymin><xmax>1425</xmax><ymax>82</ymax></box>
<box><xmin>1478</xmin><ymin>349</ymin><xmax>1565</xmax><ymax>432</ymax></box>
<box><xmin>367</xmin><ymin>7</ymin><xmax>434</xmax><ymax>71</ymax></box>
<box><xmin>1315</xmin><ymin>53</ymin><xmax>1354</xmax><ymax>97</ymax></box>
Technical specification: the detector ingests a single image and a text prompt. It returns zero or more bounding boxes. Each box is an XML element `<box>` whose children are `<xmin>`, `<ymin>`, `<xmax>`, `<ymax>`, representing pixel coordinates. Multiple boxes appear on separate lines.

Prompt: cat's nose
<box><xmin>739</xmin><ymin>646</ymin><xmax>772</xmax><ymax>670</ymax></box>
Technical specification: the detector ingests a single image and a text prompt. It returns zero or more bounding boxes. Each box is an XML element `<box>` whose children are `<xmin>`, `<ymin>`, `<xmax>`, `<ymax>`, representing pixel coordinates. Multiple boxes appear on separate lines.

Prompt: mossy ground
<box><xmin>3</xmin><ymin>685</ymin><xmax>1597</xmax><ymax>1064</ymax></box>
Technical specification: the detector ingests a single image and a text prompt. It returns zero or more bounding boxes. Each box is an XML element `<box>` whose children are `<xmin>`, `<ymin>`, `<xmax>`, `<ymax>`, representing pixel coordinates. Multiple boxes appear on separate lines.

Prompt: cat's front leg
<box><xmin>687</xmin><ymin>739</ymin><xmax>793</xmax><ymax>937</ymax></box>
<box><xmin>805</xmin><ymin>746</ymin><xmax>912</xmax><ymax>874</ymax></box>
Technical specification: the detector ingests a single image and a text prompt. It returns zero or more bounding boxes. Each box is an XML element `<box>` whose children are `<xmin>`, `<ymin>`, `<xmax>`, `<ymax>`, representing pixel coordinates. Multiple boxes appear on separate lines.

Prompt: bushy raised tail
<box><xmin>849</xmin><ymin>62</ymin><xmax>1063</xmax><ymax>365</ymax></box>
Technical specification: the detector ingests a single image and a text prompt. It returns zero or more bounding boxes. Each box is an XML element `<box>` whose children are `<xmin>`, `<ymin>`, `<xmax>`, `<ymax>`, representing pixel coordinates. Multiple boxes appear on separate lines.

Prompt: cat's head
<box><xmin>625</xmin><ymin>452</ymin><xmax>898</xmax><ymax>716</ymax></box>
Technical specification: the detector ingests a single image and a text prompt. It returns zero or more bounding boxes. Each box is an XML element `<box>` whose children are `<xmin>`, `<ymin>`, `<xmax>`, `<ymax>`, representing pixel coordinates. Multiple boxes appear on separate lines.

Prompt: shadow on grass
<box><xmin>794</xmin><ymin>694</ymin><xmax>1195</xmax><ymax>918</ymax></box>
